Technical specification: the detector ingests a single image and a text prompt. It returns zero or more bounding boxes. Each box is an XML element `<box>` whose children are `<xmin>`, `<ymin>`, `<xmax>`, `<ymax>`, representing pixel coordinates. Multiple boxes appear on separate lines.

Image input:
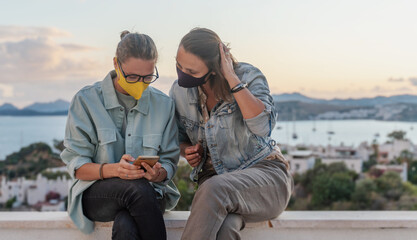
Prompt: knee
<box><xmin>124</xmin><ymin>179</ymin><xmax>157</xmax><ymax>208</ymax></box>
<box><xmin>217</xmin><ymin>214</ymin><xmax>244</xmax><ymax>239</ymax></box>
<box><xmin>222</xmin><ymin>213</ymin><xmax>244</xmax><ymax>231</ymax></box>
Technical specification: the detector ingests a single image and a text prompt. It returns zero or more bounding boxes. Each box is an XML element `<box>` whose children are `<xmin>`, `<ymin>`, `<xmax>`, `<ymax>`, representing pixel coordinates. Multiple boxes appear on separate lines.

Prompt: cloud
<box><xmin>410</xmin><ymin>77</ymin><xmax>417</xmax><ymax>86</ymax></box>
<box><xmin>0</xmin><ymin>84</ymin><xmax>14</xmax><ymax>98</ymax></box>
<box><xmin>0</xmin><ymin>25</ymin><xmax>69</xmax><ymax>42</ymax></box>
<box><xmin>0</xmin><ymin>26</ymin><xmax>102</xmax><ymax>83</ymax></box>
<box><xmin>388</xmin><ymin>77</ymin><xmax>404</xmax><ymax>82</ymax></box>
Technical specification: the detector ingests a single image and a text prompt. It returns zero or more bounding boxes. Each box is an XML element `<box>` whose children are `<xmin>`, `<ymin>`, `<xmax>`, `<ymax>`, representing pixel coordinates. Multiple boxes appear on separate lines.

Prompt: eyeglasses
<box><xmin>118</xmin><ymin>60</ymin><xmax>159</xmax><ymax>84</ymax></box>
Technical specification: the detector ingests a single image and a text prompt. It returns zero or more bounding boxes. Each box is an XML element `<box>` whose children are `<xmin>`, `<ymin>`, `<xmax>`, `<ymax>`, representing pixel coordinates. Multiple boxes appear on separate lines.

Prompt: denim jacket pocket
<box><xmin>97</xmin><ymin>128</ymin><xmax>117</xmax><ymax>145</ymax></box>
<box><xmin>217</xmin><ymin>103</ymin><xmax>238</xmax><ymax>129</ymax></box>
<box><xmin>143</xmin><ymin>134</ymin><xmax>162</xmax><ymax>156</ymax></box>
<box><xmin>95</xmin><ymin>128</ymin><xmax>117</xmax><ymax>163</ymax></box>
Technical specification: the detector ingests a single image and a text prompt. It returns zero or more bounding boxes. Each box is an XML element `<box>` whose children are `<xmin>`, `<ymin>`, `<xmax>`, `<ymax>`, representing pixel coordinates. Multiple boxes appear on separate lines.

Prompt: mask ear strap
<box><xmin>203</xmin><ymin>71</ymin><xmax>213</xmax><ymax>84</ymax></box>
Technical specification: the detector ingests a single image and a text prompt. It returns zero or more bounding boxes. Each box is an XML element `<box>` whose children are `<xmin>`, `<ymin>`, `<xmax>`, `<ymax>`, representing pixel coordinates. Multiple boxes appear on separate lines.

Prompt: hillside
<box><xmin>0</xmin><ymin>100</ymin><xmax>69</xmax><ymax>116</ymax></box>
<box><xmin>0</xmin><ymin>142</ymin><xmax>65</xmax><ymax>179</ymax></box>
<box><xmin>273</xmin><ymin>93</ymin><xmax>417</xmax><ymax>121</ymax></box>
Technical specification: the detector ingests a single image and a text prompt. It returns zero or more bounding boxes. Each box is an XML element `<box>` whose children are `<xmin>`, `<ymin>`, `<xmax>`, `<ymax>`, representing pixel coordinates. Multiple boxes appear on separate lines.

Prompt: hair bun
<box><xmin>120</xmin><ymin>30</ymin><xmax>130</xmax><ymax>40</ymax></box>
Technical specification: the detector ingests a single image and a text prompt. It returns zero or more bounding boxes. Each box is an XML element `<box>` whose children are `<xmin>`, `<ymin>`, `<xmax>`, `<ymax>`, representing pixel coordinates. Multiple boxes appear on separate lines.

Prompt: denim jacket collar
<box><xmin>187</xmin><ymin>88</ymin><xmax>199</xmax><ymax>105</ymax></box>
<box><xmin>102</xmin><ymin>70</ymin><xmax>150</xmax><ymax>115</ymax></box>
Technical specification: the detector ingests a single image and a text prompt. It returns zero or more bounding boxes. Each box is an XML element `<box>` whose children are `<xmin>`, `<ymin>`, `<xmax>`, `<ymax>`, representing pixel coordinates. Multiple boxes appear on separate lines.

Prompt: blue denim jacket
<box><xmin>61</xmin><ymin>71</ymin><xmax>180</xmax><ymax>234</ymax></box>
<box><xmin>169</xmin><ymin>62</ymin><xmax>277</xmax><ymax>181</ymax></box>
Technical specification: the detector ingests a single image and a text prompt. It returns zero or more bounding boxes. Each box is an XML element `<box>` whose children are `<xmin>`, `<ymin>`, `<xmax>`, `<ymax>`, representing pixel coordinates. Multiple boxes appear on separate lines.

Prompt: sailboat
<box><xmin>327</xmin><ymin>121</ymin><xmax>335</xmax><ymax>135</ymax></box>
<box><xmin>292</xmin><ymin>109</ymin><xmax>298</xmax><ymax>139</ymax></box>
<box><xmin>312</xmin><ymin>119</ymin><xmax>317</xmax><ymax>132</ymax></box>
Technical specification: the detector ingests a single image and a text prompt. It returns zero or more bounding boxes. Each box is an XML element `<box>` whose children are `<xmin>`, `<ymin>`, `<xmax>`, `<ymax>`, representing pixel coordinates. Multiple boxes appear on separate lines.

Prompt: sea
<box><xmin>0</xmin><ymin>116</ymin><xmax>416</xmax><ymax>160</ymax></box>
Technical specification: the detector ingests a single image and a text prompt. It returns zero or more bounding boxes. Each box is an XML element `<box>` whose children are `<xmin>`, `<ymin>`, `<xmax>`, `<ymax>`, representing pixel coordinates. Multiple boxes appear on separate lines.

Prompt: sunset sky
<box><xmin>0</xmin><ymin>0</ymin><xmax>416</xmax><ymax>108</ymax></box>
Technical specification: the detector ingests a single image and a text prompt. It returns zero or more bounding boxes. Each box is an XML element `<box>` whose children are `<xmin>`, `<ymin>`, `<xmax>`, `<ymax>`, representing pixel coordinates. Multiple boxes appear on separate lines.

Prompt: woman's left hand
<box><xmin>219</xmin><ymin>43</ymin><xmax>239</xmax><ymax>84</ymax></box>
<box><xmin>141</xmin><ymin>162</ymin><xmax>167</xmax><ymax>182</ymax></box>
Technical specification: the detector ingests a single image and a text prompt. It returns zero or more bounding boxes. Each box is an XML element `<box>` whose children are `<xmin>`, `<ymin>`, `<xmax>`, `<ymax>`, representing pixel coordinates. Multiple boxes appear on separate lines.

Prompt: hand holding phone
<box><xmin>132</xmin><ymin>156</ymin><xmax>160</xmax><ymax>167</ymax></box>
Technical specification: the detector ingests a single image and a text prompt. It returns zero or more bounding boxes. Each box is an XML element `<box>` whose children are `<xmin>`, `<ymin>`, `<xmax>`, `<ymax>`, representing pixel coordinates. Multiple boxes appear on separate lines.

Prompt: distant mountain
<box><xmin>273</xmin><ymin>94</ymin><xmax>417</xmax><ymax>121</ymax></box>
<box><xmin>273</xmin><ymin>93</ymin><xmax>417</xmax><ymax>107</ymax></box>
<box><xmin>0</xmin><ymin>100</ymin><xmax>69</xmax><ymax>116</ymax></box>
<box><xmin>23</xmin><ymin>99</ymin><xmax>70</xmax><ymax>113</ymax></box>
<box><xmin>327</xmin><ymin>94</ymin><xmax>417</xmax><ymax>107</ymax></box>
<box><xmin>273</xmin><ymin>92</ymin><xmax>323</xmax><ymax>104</ymax></box>
<box><xmin>0</xmin><ymin>103</ymin><xmax>18</xmax><ymax>111</ymax></box>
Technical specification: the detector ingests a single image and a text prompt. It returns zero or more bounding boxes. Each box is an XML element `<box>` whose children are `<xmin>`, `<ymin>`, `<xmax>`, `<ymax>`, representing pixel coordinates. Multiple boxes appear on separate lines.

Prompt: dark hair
<box><xmin>116</xmin><ymin>30</ymin><xmax>158</xmax><ymax>63</ymax></box>
<box><xmin>180</xmin><ymin>28</ymin><xmax>236</xmax><ymax>102</ymax></box>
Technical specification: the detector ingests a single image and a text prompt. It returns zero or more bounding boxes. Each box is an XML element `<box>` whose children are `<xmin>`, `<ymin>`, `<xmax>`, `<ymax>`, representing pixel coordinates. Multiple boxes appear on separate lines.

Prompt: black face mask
<box><xmin>176</xmin><ymin>66</ymin><xmax>211</xmax><ymax>88</ymax></box>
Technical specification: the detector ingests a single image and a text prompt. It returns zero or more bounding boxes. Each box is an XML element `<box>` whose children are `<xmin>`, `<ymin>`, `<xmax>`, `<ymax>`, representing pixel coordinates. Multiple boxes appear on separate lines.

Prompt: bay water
<box><xmin>0</xmin><ymin>116</ymin><xmax>416</xmax><ymax>160</ymax></box>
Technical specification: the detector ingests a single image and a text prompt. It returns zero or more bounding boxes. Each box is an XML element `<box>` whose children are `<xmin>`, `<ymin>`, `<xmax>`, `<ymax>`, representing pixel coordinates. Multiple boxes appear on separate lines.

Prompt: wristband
<box><xmin>99</xmin><ymin>163</ymin><xmax>107</xmax><ymax>180</ymax></box>
<box><xmin>230</xmin><ymin>82</ymin><xmax>248</xmax><ymax>93</ymax></box>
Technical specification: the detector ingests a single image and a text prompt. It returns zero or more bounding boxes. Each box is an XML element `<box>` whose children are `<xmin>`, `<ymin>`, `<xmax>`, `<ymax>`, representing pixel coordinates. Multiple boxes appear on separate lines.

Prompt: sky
<box><xmin>0</xmin><ymin>0</ymin><xmax>416</xmax><ymax>108</ymax></box>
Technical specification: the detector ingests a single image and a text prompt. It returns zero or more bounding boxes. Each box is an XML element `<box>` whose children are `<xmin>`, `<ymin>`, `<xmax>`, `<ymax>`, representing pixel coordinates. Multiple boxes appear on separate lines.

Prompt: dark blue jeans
<box><xmin>82</xmin><ymin>178</ymin><xmax>166</xmax><ymax>240</ymax></box>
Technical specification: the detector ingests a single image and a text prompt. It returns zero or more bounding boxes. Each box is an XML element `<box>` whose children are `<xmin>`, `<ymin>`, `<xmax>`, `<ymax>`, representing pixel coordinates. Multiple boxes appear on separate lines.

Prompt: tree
<box><xmin>311</xmin><ymin>172</ymin><xmax>355</xmax><ymax>208</ymax></box>
<box><xmin>375</xmin><ymin>172</ymin><xmax>403</xmax><ymax>200</ymax></box>
<box><xmin>351</xmin><ymin>179</ymin><xmax>378</xmax><ymax>210</ymax></box>
<box><xmin>362</xmin><ymin>154</ymin><xmax>378</xmax><ymax>172</ymax></box>
<box><xmin>408</xmin><ymin>161</ymin><xmax>417</xmax><ymax>185</ymax></box>
<box><xmin>5</xmin><ymin>197</ymin><xmax>16</xmax><ymax>209</ymax></box>
<box><xmin>172</xmin><ymin>163</ymin><xmax>195</xmax><ymax>211</ymax></box>
<box><xmin>387</xmin><ymin>130</ymin><xmax>406</xmax><ymax>141</ymax></box>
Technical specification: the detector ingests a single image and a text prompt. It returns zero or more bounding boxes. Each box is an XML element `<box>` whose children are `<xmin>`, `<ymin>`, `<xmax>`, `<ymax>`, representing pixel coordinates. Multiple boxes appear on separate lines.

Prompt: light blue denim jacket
<box><xmin>169</xmin><ymin>62</ymin><xmax>277</xmax><ymax>181</ymax></box>
<box><xmin>61</xmin><ymin>71</ymin><xmax>180</xmax><ymax>234</ymax></box>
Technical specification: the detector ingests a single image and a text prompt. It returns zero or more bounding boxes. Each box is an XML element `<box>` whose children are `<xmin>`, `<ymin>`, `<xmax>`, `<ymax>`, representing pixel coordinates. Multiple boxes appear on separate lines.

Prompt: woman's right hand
<box><xmin>184</xmin><ymin>144</ymin><xmax>203</xmax><ymax>167</ymax></box>
<box><xmin>117</xmin><ymin>154</ymin><xmax>146</xmax><ymax>180</ymax></box>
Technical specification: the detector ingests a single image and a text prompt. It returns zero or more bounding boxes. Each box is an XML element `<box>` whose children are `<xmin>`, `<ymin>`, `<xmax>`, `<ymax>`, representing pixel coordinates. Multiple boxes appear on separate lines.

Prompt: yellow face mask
<box><xmin>115</xmin><ymin>58</ymin><xmax>149</xmax><ymax>100</ymax></box>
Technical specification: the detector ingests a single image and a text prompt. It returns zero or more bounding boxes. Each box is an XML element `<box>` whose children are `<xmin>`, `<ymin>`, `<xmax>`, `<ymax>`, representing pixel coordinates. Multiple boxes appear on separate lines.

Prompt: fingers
<box><xmin>118</xmin><ymin>167</ymin><xmax>145</xmax><ymax>180</ymax></box>
<box><xmin>184</xmin><ymin>144</ymin><xmax>203</xmax><ymax>167</ymax></box>
<box><xmin>219</xmin><ymin>42</ymin><xmax>225</xmax><ymax>58</ymax></box>
<box><xmin>142</xmin><ymin>162</ymin><xmax>156</xmax><ymax>175</ymax></box>
<box><xmin>119</xmin><ymin>154</ymin><xmax>146</xmax><ymax>180</ymax></box>
<box><xmin>184</xmin><ymin>146</ymin><xmax>197</xmax><ymax>155</ymax></box>
<box><xmin>186</xmin><ymin>152</ymin><xmax>201</xmax><ymax>164</ymax></box>
<box><xmin>219</xmin><ymin>43</ymin><xmax>231</xmax><ymax>59</ymax></box>
<box><xmin>195</xmin><ymin>143</ymin><xmax>204</xmax><ymax>155</ymax></box>
<box><xmin>188</xmin><ymin>158</ymin><xmax>201</xmax><ymax>167</ymax></box>
<box><xmin>143</xmin><ymin>162</ymin><xmax>162</xmax><ymax>181</ymax></box>
<box><xmin>120</xmin><ymin>158</ymin><xmax>139</xmax><ymax>170</ymax></box>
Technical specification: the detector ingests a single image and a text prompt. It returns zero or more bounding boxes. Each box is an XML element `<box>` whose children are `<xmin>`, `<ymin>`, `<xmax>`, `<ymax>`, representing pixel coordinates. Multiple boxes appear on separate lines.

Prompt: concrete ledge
<box><xmin>1</xmin><ymin>211</ymin><xmax>417</xmax><ymax>239</ymax></box>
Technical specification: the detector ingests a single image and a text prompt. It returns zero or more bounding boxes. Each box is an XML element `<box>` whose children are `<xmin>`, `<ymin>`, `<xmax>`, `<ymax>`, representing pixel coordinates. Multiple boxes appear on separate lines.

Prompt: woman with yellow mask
<box><xmin>61</xmin><ymin>31</ymin><xmax>180</xmax><ymax>240</ymax></box>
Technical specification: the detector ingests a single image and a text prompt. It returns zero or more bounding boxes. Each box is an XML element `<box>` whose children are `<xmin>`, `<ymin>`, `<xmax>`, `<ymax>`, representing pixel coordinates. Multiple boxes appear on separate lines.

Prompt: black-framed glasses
<box><xmin>118</xmin><ymin>60</ymin><xmax>159</xmax><ymax>84</ymax></box>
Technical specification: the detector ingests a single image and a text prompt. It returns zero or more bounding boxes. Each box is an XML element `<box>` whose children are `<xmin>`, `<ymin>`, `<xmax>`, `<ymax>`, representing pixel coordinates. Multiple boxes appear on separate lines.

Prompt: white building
<box><xmin>378</xmin><ymin>139</ymin><xmax>416</xmax><ymax>163</ymax></box>
<box><xmin>321</xmin><ymin>157</ymin><xmax>363</xmax><ymax>174</ymax></box>
<box><xmin>26</xmin><ymin>174</ymin><xmax>71</xmax><ymax>206</ymax></box>
<box><xmin>286</xmin><ymin>150</ymin><xmax>316</xmax><ymax>175</ymax></box>
<box><xmin>356</xmin><ymin>141</ymin><xmax>373</xmax><ymax>161</ymax></box>
<box><xmin>0</xmin><ymin>173</ymin><xmax>72</xmax><ymax>209</ymax></box>
<box><xmin>0</xmin><ymin>177</ymin><xmax>25</xmax><ymax>204</ymax></box>
<box><xmin>374</xmin><ymin>162</ymin><xmax>408</xmax><ymax>182</ymax></box>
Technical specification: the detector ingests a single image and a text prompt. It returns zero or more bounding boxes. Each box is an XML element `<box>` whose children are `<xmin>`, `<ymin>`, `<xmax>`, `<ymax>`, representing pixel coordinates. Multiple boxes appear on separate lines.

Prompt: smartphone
<box><xmin>132</xmin><ymin>156</ymin><xmax>160</xmax><ymax>167</ymax></box>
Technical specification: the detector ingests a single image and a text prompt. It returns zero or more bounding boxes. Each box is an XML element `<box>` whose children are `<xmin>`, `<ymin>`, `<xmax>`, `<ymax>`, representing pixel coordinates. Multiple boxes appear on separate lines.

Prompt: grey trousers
<box><xmin>181</xmin><ymin>157</ymin><xmax>294</xmax><ymax>240</ymax></box>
